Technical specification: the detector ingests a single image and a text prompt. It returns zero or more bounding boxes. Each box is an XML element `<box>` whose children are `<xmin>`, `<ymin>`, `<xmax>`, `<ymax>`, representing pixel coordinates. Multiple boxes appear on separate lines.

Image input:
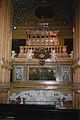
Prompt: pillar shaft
<box><xmin>0</xmin><ymin>0</ymin><xmax>12</xmax><ymax>84</ymax></box>
<box><xmin>73</xmin><ymin>0</ymin><xmax>80</xmax><ymax>109</ymax></box>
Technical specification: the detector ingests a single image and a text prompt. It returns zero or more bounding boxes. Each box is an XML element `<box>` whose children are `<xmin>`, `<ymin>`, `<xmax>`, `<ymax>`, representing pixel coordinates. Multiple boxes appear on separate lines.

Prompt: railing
<box><xmin>19</xmin><ymin>45</ymin><xmax>67</xmax><ymax>54</ymax></box>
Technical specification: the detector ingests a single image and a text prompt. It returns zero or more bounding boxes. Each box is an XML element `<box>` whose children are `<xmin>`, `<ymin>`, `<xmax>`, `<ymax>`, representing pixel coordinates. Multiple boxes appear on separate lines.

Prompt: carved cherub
<box><xmin>50</xmin><ymin>50</ymin><xmax>58</xmax><ymax>62</ymax></box>
<box><xmin>11</xmin><ymin>51</ymin><xmax>16</xmax><ymax>58</ymax></box>
<box><xmin>26</xmin><ymin>49</ymin><xmax>34</xmax><ymax>60</ymax></box>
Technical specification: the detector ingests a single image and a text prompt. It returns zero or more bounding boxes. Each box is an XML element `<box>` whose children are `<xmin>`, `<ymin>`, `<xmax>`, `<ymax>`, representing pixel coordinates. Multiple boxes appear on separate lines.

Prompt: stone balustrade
<box><xmin>19</xmin><ymin>45</ymin><xmax>67</xmax><ymax>54</ymax></box>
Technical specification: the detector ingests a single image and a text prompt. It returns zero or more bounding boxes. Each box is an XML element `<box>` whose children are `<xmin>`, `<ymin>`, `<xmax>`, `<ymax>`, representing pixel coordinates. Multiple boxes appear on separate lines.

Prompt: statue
<box><xmin>26</xmin><ymin>49</ymin><xmax>34</xmax><ymax>60</ymax></box>
<box><xmin>50</xmin><ymin>50</ymin><xmax>58</xmax><ymax>62</ymax></box>
<box><xmin>69</xmin><ymin>50</ymin><xmax>73</xmax><ymax>58</ymax></box>
<box><xmin>11</xmin><ymin>51</ymin><xmax>16</xmax><ymax>58</ymax></box>
<box><xmin>45</xmin><ymin>50</ymin><xmax>58</xmax><ymax>62</ymax></box>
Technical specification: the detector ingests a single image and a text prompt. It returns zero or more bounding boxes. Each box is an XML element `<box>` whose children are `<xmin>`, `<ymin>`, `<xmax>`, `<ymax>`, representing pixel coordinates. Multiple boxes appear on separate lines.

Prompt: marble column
<box><xmin>73</xmin><ymin>0</ymin><xmax>80</xmax><ymax>109</ymax></box>
<box><xmin>0</xmin><ymin>0</ymin><xmax>12</xmax><ymax>84</ymax></box>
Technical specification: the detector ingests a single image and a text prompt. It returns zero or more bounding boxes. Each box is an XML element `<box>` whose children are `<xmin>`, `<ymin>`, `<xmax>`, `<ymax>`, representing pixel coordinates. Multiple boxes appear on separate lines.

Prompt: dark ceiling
<box><xmin>12</xmin><ymin>0</ymin><xmax>74</xmax><ymax>28</ymax></box>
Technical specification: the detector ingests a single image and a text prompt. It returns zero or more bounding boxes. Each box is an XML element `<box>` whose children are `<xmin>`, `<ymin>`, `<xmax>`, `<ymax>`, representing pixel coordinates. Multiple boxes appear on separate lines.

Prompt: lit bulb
<box><xmin>14</xmin><ymin>26</ymin><xmax>17</xmax><ymax>29</ymax></box>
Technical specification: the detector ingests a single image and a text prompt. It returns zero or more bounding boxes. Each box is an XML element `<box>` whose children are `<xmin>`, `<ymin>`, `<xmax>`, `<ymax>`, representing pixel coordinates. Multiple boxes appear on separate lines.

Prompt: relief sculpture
<box><xmin>15</xmin><ymin>67</ymin><xmax>23</xmax><ymax>80</ymax></box>
<box><xmin>61</xmin><ymin>67</ymin><xmax>70</xmax><ymax>82</ymax></box>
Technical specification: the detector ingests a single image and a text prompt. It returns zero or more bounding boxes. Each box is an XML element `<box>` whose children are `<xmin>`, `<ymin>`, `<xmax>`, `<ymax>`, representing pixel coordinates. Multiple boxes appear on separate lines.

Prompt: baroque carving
<box><xmin>10</xmin><ymin>90</ymin><xmax>73</xmax><ymax>109</ymax></box>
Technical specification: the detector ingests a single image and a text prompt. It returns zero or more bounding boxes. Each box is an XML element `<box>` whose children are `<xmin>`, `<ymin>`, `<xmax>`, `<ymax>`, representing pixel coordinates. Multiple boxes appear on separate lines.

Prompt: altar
<box><xmin>10</xmin><ymin>27</ymin><xmax>73</xmax><ymax>108</ymax></box>
<box><xmin>12</xmin><ymin>29</ymin><xmax>73</xmax><ymax>84</ymax></box>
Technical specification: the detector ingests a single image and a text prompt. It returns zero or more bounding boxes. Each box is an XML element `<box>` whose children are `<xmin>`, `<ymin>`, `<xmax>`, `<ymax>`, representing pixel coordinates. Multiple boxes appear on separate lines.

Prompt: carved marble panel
<box><xmin>14</xmin><ymin>66</ymin><xmax>23</xmax><ymax>81</ymax></box>
<box><xmin>10</xmin><ymin>90</ymin><xmax>73</xmax><ymax>109</ymax></box>
<box><xmin>61</xmin><ymin>66</ymin><xmax>72</xmax><ymax>83</ymax></box>
<box><xmin>28</xmin><ymin>66</ymin><xmax>56</xmax><ymax>81</ymax></box>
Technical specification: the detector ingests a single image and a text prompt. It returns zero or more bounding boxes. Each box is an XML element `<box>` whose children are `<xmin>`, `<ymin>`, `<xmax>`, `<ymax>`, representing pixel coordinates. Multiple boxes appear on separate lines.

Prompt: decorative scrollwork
<box><xmin>34</xmin><ymin>48</ymin><xmax>51</xmax><ymax>65</ymax></box>
<box><xmin>34</xmin><ymin>48</ymin><xmax>50</xmax><ymax>59</ymax></box>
